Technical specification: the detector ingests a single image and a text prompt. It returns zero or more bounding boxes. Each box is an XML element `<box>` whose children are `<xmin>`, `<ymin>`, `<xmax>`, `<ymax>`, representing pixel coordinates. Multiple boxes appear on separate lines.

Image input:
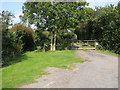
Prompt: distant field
<box><xmin>2</xmin><ymin>50</ymin><xmax>85</xmax><ymax>88</ymax></box>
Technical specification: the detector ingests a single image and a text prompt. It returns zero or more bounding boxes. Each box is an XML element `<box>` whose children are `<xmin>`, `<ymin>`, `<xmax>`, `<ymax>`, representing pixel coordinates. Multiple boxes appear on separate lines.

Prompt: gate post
<box><xmin>95</xmin><ymin>40</ymin><xmax>98</xmax><ymax>49</ymax></box>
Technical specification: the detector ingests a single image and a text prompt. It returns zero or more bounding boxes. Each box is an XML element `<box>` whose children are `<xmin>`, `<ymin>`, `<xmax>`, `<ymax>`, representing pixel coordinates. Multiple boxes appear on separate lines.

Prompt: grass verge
<box><xmin>2</xmin><ymin>50</ymin><xmax>85</xmax><ymax>88</ymax></box>
<box><xmin>82</xmin><ymin>50</ymin><xmax>91</xmax><ymax>52</ymax></box>
<box><xmin>96</xmin><ymin>49</ymin><xmax>120</xmax><ymax>56</ymax></box>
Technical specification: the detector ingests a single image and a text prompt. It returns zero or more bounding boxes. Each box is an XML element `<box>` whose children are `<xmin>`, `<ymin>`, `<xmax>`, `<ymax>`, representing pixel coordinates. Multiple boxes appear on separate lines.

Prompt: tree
<box><xmin>73</xmin><ymin>3</ymin><xmax>120</xmax><ymax>54</ymax></box>
<box><xmin>2</xmin><ymin>29</ymin><xmax>23</xmax><ymax>66</ymax></box>
<box><xmin>98</xmin><ymin>4</ymin><xmax>120</xmax><ymax>53</ymax></box>
<box><xmin>35</xmin><ymin>29</ymin><xmax>50</xmax><ymax>51</ymax></box>
<box><xmin>0</xmin><ymin>10</ymin><xmax>15</xmax><ymax>30</ymax></box>
<box><xmin>21</xmin><ymin>2</ymin><xmax>88</xmax><ymax>51</ymax></box>
<box><xmin>74</xmin><ymin>7</ymin><xmax>95</xmax><ymax>40</ymax></box>
<box><xmin>0</xmin><ymin>11</ymin><xmax>23</xmax><ymax>66</ymax></box>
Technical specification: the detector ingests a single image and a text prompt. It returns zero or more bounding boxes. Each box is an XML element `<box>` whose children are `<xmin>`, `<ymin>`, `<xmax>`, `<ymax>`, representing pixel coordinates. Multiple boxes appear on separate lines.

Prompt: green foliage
<box><xmin>93</xmin><ymin>4</ymin><xmax>120</xmax><ymax>54</ymax></box>
<box><xmin>0</xmin><ymin>10</ymin><xmax>15</xmax><ymax>30</ymax></box>
<box><xmin>35</xmin><ymin>29</ymin><xmax>50</xmax><ymax>51</ymax></box>
<box><xmin>1</xmin><ymin>11</ymin><xmax>23</xmax><ymax>66</ymax></box>
<box><xmin>10</xmin><ymin>23</ymin><xmax>35</xmax><ymax>51</ymax></box>
<box><xmin>21</xmin><ymin>2</ymin><xmax>88</xmax><ymax>50</ymax></box>
<box><xmin>2</xmin><ymin>20</ymin><xmax>35</xmax><ymax>66</ymax></box>
<box><xmin>56</xmin><ymin>32</ymin><xmax>77</xmax><ymax>50</ymax></box>
<box><xmin>2</xmin><ymin>2</ymin><xmax>119</xmax><ymax>66</ymax></box>
<box><xmin>2</xmin><ymin>29</ymin><xmax>23</xmax><ymax>66</ymax></box>
<box><xmin>36</xmin><ymin>46</ymin><xmax>42</xmax><ymax>50</ymax></box>
<box><xmin>21</xmin><ymin>2</ymin><xmax>120</xmax><ymax>53</ymax></box>
<box><xmin>63</xmin><ymin>32</ymin><xmax>77</xmax><ymax>39</ymax></box>
<box><xmin>75</xmin><ymin>3</ymin><xmax>120</xmax><ymax>54</ymax></box>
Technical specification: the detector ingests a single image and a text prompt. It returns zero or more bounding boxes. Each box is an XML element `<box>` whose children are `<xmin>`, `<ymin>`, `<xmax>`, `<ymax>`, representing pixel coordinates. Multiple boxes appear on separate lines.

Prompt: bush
<box><xmin>2</xmin><ymin>24</ymin><xmax>35</xmax><ymax>66</ymax></box>
<box><xmin>10</xmin><ymin>23</ymin><xmax>35</xmax><ymax>51</ymax></box>
<box><xmin>35</xmin><ymin>46</ymin><xmax>42</xmax><ymax>52</ymax></box>
<box><xmin>2</xmin><ymin>29</ymin><xmax>23</xmax><ymax>66</ymax></box>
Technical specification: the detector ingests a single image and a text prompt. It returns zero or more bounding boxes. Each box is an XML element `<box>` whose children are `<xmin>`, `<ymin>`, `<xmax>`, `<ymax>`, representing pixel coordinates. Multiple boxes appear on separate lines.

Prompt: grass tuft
<box><xmin>82</xmin><ymin>50</ymin><xmax>91</xmax><ymax>52</ymax></box>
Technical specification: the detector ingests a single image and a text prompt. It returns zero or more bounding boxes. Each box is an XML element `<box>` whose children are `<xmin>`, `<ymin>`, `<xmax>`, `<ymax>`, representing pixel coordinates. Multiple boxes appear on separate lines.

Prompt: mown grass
<box><xmin>2</xmin><ymin>50</ymin><xmax>85</xmax><ymax>88</ymax></box>
<box><xmin>0</xmin><ymin>69</ymin><xmax>2</xmax><ymax>90</ymax></box>
<box><xmin>96</xmin><ymin>49</ymin><xmax>120</xmax><ymax>56</ymax></box>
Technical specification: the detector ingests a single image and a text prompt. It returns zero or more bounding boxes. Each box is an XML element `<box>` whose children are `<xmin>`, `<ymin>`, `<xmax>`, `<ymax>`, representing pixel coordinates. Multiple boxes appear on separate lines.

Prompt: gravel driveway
<box><xmin>20</xmin><ymin>50</ymin><xmax>118</xmax><ymax>88</ymax></box>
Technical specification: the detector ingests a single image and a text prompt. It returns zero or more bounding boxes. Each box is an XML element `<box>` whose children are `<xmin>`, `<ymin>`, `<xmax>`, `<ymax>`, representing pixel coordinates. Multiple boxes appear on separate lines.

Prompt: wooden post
<box><xmin>95</xmin><ymin>41</ymin><xmax>98</xmax><ymax>49</ymax></box>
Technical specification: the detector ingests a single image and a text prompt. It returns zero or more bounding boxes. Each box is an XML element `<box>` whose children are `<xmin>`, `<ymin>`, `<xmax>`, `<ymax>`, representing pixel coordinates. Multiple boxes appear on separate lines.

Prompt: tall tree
<box><xmin>21</xmin><ymin>2</ymin><xmax>88</xmax><ymax>51</ymax></box>
<box><xmin>1</xmin><ymin>11</ymin><xmax>23</xmax><ymax>66</ymax></box>
<box><xmin>0</xmin><ymin>11</ymin><xmax>15</xmax><ymax>30</ymax></box>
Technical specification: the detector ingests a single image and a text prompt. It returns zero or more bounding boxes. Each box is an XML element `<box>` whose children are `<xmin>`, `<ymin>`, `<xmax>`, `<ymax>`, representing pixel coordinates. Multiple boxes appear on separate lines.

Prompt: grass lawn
<box><xmin>0</xmin><ymin>69</ymin><xmax>1</xmax><ymax>90</ymax></box>
<box><xmin>2</xmin><ymin>50</ymin><xmax>85</xmax><ymax>88</ymax></box>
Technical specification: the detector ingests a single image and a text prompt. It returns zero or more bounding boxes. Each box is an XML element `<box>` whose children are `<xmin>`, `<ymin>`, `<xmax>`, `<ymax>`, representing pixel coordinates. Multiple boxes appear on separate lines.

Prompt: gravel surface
<box><xmin>20</xmin><ymin>50</ymin><xmax>118</xmax><ymax>88</ymax></box>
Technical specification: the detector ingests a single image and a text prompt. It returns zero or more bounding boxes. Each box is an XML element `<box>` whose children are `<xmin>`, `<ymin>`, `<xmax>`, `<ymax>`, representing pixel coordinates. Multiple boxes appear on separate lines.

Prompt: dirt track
<box><xmin>20</xmin><ymin>50</ymin><xmax>118</xmax><ymax>88</ymax></box>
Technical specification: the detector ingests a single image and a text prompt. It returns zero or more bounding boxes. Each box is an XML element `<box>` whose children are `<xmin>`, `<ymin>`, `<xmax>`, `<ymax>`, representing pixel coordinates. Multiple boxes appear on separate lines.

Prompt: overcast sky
<box><xmin>0</xmin><ymin>0</ymin><xmax>119</xmax><ymax>28</ymax></box>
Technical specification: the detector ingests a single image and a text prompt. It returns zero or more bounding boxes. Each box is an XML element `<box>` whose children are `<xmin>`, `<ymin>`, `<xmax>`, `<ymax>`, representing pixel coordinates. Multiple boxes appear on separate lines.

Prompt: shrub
<box><xmin>2</xmin><ymin>29</ymin><xmax>23</xmax><ymax>66</ymax></box>
<box><xmin>10</xmin><ymin>23</ymin><xmax>35</xmax><ymax>51</ymax></box>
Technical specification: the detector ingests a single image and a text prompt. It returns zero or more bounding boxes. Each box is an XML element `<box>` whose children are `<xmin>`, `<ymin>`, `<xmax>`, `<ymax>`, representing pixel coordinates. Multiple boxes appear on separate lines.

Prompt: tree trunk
<box><xmin>50</xmin><ymin>35</ymin><xmax>53</xmax><ymax>51</ymax></box>
<box><xmin>43</xmin><ymin>42</ymin><xmax>45</xmax><ymax>52</ymax></box>
<box><xmin>53</xmin><ymin>33</ymin><xmax>56</xmax><ymax>51</ymax></box>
